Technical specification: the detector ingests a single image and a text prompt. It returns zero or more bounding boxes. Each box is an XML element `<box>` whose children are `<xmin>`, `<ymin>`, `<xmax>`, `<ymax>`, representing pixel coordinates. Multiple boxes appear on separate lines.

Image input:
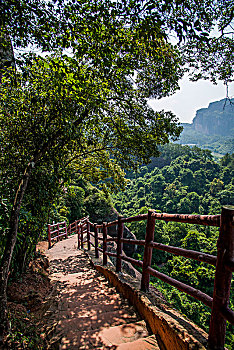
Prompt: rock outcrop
<box><xmin>192</xmin><ymin>98</ymin><xmax>234</xmax><ymax>136</ymax></box>
<box><xmin>102</xmin><ymin>207</ymin><xmax>137</xmax><ymax>257</ymax></box>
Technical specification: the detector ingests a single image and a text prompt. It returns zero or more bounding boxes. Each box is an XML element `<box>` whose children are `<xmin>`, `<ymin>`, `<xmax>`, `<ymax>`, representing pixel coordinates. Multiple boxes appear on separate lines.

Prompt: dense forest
<box><xmin>113</xmin><ymin>144</ymin><xmax>233</xmax><ymax>215</ymax></box>
<box><xmin>177</xmin><ymin>127</ymin><xmax>234</xmax><ymax>158</ymax></box>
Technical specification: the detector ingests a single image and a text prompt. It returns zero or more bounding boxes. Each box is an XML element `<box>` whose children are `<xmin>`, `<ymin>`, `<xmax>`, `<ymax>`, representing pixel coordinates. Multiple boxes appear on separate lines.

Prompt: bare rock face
<box><xmin>103</xmin><ymin>207</ymin><xmax>137</xmax><ymax>257</ymax></box>
<box><xmin>192</xmin><ymin>99</ymin><xmax>234</xmax><ymax>136</ymax></box>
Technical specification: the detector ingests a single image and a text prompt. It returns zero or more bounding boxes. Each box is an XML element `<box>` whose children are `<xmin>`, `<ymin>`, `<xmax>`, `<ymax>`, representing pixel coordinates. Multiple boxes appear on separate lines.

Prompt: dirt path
<box><xmin>42</xmin><ymin>235</ymin><xmax>160</xmax><ymax>349</ymax></box>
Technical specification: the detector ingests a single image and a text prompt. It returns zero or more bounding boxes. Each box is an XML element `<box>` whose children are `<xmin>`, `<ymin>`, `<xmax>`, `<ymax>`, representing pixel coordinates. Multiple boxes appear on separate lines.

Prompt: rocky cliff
<box><xmin>191</xmin><ymin>98</ymin><xmax>234</xmax><ymax>136</ymax></box>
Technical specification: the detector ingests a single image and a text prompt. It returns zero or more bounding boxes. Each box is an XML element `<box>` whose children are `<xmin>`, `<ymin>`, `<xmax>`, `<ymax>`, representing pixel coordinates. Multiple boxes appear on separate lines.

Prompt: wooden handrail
<box><xmin>141</xmin><ymin>210</ymin><xmax>156</xmax><ymax>292</ymax></box>
<box><xmin>121</xmin><ymin>238</ymin><xmax>145</xmax><ymax>246</ymax></box>
<box><xmin>150</xmin><ymin>242</ymin><xmax>217</xmax><ymax>266</ymax></box>
<box><xmin>106</xmin><ymin>251</ymin><xmax>117</xmax><ymax>258</ymax></box>
<box><xmin>116</xmin><ymin>216</ymin><xmax>124</xmax><ymax>272</ymax></box>
<box><xmin>106</xmin><ymin>237</ymin><xmax>118</xmax><ymax>242</ymax></box>
<box><xmin>120</xmin><ymin>254</ymin><xmax>143</xmax><ymax>268</ymax></box>
<box><xmin>220</xmin><ymin>306</ymin><xmax>234</xmax><ymax>325</ymax></box>
<box><xmin>121</xmin><ymin>238</ymin><xmax>217</xmax><ymax>265</ymax></box>
<box><xmin>152</xmin><ymin>212</ymin><xmax>220</xmax><ymax>227</ymax></box>
<box><xmin>49</xmin><ymin>220</ymin><xmax>67</xmax><ymax>228</ymax></box>
<box><xmin>122</xmin><ymin>214</ymin><xmax>148</xmax><ymax>223</ymax></box>
<box><xmin>103</xmin><ymin>222</ymin><xmax>108</xmax><ymax>266</ymax></box>
<box><xmin>94</xmin><ymin>224</ymin><xmax>99</xmax><ymax>258</ymax></box>
<box><xmin>106</xmin><ymin>220</ymin><xmax>118</xmax><ymax>227</ymax></box>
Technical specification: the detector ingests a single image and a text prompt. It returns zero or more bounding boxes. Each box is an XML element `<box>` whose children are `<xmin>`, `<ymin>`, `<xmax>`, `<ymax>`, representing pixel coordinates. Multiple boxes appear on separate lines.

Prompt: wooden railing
<box><xmin>48</xmin><ymin>206</ymin><xmax>234</xmax><ymax>349</ymax></box>
<box><xmin>48</xmin><ymin>221</ymin><xmax>68</xmax><ymax>248</ymax></box>
<box><xmin>48</xmin><ymin>216</ymin><xmax>89</xmax><ymax>248</ymax></box>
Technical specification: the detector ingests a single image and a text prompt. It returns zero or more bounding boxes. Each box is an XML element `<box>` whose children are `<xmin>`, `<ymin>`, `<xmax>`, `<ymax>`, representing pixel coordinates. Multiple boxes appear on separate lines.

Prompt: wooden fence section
<box><xmin>48</xmin><ymin>216</ymin><xmax>89</xmax><ymax>248</ymax></box>
<box><xmin>48</xmin><ymin>206</ymin><xmax>234</xmax><ymax>349</ymax></box>
<box><xmin>48</xmin><ymin>221</ymin><xmax>68</xmax><ymax>248</ymax></box>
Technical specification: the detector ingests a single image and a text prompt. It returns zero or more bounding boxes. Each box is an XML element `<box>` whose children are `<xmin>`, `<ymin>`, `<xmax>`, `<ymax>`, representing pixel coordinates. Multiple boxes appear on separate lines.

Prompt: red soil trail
<box><xmin>40</xmin><ymin>235</ymin><xmax>160</xmax><ymax>349</ymax></box>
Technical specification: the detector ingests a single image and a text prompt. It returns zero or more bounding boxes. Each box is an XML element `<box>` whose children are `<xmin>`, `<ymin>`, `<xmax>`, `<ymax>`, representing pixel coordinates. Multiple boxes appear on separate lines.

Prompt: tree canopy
<box><xmin>1</xmin><ymin>0</ymin><xmax>233</xmax><ymax>83</ymax></box>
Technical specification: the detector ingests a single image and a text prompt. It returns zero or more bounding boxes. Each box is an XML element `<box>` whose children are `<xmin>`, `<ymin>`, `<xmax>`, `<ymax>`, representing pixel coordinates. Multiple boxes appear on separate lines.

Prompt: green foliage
<box><xmin>83</xmin><ymin>186</ymin><xmax>113</xmax><ymax>223</ymax></box>
<box><xmin>2</xmin><ymin>1</ymin><xmax>233</xmax><ymax>84</ymax></box>
<box><xmin>113</xmin><ymin>145</ymin><xmax>233</xmax><ymax>216</ymax></box>
<box><xmin>63</xmin><ymin>186</ymin><xmax>85</xmax><ymax>223</ymax></box>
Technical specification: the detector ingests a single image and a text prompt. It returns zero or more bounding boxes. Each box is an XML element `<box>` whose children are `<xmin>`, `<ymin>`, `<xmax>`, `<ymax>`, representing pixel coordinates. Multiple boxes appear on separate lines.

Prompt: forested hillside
<box><xmin>113</xmin><ymin>144</ymin><xmax>233</xmax><ymax>216</ymax></box>
<box><xmin>112</xmin><ymin>144</ymin><xmax>234</xmax><ymax>349</ymax></box>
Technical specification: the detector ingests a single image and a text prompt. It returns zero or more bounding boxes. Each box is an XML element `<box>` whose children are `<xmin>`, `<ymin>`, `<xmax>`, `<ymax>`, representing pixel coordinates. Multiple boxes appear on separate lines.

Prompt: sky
<box><xmin>148</xmin><ymin>75</ymin><xmax>234</xmax><ymax>124</ymax></box>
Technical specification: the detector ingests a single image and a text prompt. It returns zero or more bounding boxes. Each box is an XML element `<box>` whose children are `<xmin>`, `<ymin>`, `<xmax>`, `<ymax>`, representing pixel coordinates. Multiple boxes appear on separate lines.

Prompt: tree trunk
<box><xmin>0</xmin><ymin>30</ymin><xmax>15</xmax><ymax>83</ymax></box>
<box><xmin>0</xmin><ymin>167</ymin><xmax>31</xmax><ymax>340</ymax></box>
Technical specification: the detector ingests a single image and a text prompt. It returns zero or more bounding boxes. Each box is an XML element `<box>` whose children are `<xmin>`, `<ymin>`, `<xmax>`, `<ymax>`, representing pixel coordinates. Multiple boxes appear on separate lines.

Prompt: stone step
<box><xmin>90</xmin><ymin>320</ymin><xmax>150</xmax><ymax>346</ymax></box>
<box><xmin>61</xmin><ymin>280</ymin><xmax>112</xmax><ymax>293</ymax></box>
<box><xmin>56</xmin><ymin>291</ymin><xmax>125</xmax><ymax>310</ymax></box>
<box><xmin>57</xmin><ymin>283</ymin><xmax>112</xmax><ymax>297</ymax></box>
<box><xmin>56</xmin><ymin>286</ymin><xmax>126</xmax><ymax>309</ymax></box>
<box><xmin>59</xmin><ymin>320</ymin><xmax>154</xmax><ymax>349</ymax></box>
<box><xmin>51</xmin><ymin>272</ymin><xmax>108</xmax><ymax>290</ymax></box>
<box><xmin>59</xmin><ymin>290</ymin><xmax>123</xmax><ymax>303</ymax></box>
<box><xmin>56</xmin><ymin>308</ymin><xmax>140</xmax><ymax>333</ymax></box>
<box><xmin>58</xmin><ymin>301</ymin><xmax>130</xmax><ymax>319</ymax></box>
<box><xmin>110</xmin><ymin>335</ymin><xmax>160</xmax><ymax>350</ymax></box>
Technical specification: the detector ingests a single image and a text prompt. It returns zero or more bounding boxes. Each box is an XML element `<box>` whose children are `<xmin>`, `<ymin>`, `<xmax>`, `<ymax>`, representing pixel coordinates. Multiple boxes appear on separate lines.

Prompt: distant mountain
<box><xmin>186</xmin><ymin>98</ymin><xmax>234</xmax><ymax>136</ymax></box>
<box><xmin>176</xmin><ymin>99</ymin><xmax>234</xmax><ymax>156</ymax></box>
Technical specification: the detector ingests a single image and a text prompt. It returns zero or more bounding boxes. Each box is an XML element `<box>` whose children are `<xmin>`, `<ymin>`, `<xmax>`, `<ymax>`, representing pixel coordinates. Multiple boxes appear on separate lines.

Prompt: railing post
<box><xmin>87</xmin><ymin>220</ymin><xmax>91</xmax><ymax>250</ymax></box>
<box><xmin>141</xmin><ymin>209</ymin><xmax>155</xmax><ymax>292</ymax></box>
<box><xmin>57</xmin><ymin>223</ymin><xmax>60</xmax><ymax>241</ymax></box>
<box><xmin>65</xmin><ymin>221</ymin><xmax>68</xmax><ymax>239</ymax></box>
<box><xmin>48</xmin><ymin>224</ymin><xmax>52</xmax><ymax>249</ymax></box>
<box><xmin>208</xmin><ymin>206</ymin><xmax>234</xmax><ymax>350</ymax></box>
<box><xmin>81</xmin><ymin>224</ymin><xmax>84</xmax><ymax>249</ymax></box>
<box><xmin>77</xmin><ymin>223</ymin><xmax>80</xmax><ymax>249</ymax></box>
<box><xmin>116</xmin><ymin>216</ymin><xmax>124</xmax><ymax>272</ymax></box>
<box><xmin>103</xmin><ymin>222</ymin><xmax>107</xmax><ymax>266</ymax></box>
<box><xmin>94</xmin><ymin>224</ymin><xmax>99</xmax><ymax>258</ymax></box>
<box><xmin>68</xmin><ymin>224</ymin><xmax>71</xmax><ymax>236</ymax></box>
